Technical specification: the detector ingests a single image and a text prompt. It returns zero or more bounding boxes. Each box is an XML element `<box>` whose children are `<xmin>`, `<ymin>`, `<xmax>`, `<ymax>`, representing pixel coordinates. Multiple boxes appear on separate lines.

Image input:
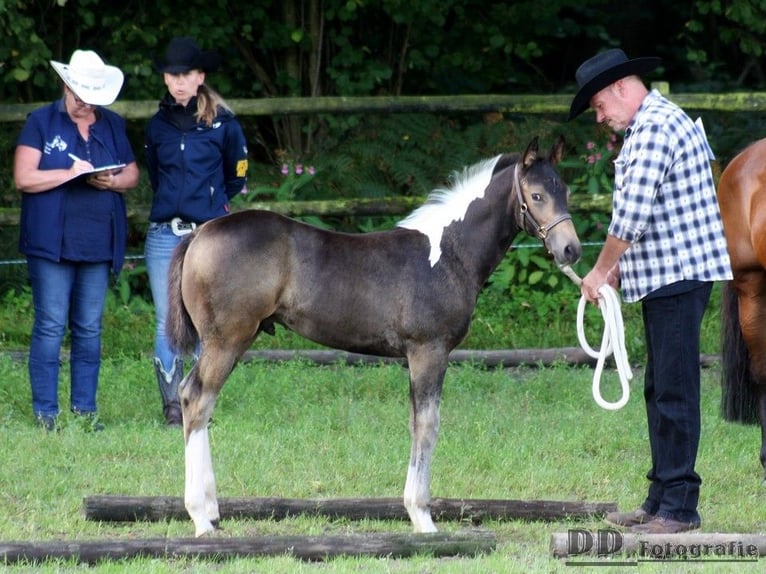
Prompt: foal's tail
<box><xmin>166</xmin><ymin>233</ymin><xmax>199</xmax><ymax>356</ymax></box>
<box><xmin>720</xmin><ymin>281</ymin><xmax>758</xmax><ymax>424</ymax></box>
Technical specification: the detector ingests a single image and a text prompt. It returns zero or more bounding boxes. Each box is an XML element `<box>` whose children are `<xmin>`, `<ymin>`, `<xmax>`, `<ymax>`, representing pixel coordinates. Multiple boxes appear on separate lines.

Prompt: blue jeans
<box><xmin>27</xmin><ymin>256</ymin><xmax>110</xmax><ymax>417</ymax></box>
<box><xmin>145</xmin><ymin>223</ymin><xmax>186</xmax><ymax>373</ymax></box>
<box><xmin>640</xmin><ymin>282</ymin><xmax>712</xmax><ymax>524</ymax></box>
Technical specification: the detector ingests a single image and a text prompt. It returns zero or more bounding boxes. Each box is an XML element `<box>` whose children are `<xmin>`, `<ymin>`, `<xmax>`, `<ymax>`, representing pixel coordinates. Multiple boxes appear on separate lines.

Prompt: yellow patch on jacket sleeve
<box><xmin>236</xmin><ymin>159</ymin><xmax>248</xmax><ymax>178</ymax></box>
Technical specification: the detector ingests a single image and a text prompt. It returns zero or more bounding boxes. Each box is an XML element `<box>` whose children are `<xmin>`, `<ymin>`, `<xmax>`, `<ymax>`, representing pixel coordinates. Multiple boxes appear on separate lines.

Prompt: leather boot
<box><xmin>153</xmin><ymin>357</ymin><xmax>183</xmax><ymax>426</ymax></box>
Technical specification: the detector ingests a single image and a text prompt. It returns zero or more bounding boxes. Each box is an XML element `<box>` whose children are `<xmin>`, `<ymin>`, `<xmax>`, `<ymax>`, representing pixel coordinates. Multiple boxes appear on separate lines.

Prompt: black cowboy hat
<box><xmin>568</xmin><ymin>48</ymin><xmax>661</xmax><ymax>121</ymax></box>
<box><xmin>153</xmin><ymin>37</ymin><xmax>221</xmax><ymax>74</ymax></box>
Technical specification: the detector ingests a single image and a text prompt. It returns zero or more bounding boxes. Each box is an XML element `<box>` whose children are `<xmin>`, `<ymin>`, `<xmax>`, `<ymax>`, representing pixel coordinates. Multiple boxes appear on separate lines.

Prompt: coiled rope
<box><xmin>559</xmin><ymin>265</ymin><xmax>632</xmax><ymax>411</ymax></box>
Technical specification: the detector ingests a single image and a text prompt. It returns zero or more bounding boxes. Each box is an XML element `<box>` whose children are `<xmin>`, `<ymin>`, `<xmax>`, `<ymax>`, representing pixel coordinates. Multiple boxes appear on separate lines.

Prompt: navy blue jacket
<box><xmin>17</xmin><ymin>99</ymin><xmax>133</xmax><ymax>274</ymax></box>
<box><xmin>145</xmin><ymin>95</ymin><xmax>248</xmax><ymax>224</ymax></box>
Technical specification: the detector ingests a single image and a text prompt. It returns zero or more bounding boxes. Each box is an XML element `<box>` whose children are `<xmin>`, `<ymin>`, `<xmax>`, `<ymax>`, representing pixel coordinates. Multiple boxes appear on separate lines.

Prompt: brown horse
<box><xmin>166</xmin><ymin>136</ymin><xmax>582</xmax><ymax>537</ymax></box>
<box><xmin>719</xmin><ymin>138</ymin><xmax>766</xmax><ymax>475</ymax></box>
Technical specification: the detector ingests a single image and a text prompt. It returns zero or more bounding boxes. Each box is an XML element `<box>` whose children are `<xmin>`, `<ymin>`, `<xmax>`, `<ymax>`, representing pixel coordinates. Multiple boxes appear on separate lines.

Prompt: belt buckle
<box><xmin>171</xmin><ymin>217</ymin><xmax>196</xmax><ymax>236</ymax></box>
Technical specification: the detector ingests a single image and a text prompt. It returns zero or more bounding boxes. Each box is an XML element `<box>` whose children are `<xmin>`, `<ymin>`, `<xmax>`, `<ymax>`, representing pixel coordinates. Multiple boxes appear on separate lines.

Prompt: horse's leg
<box><xmin>184</xmin><ymin>418</ymin><xmax>216</xmax><ymax>536</ymax></box>
<box><xmin>181</xmin><ymin>343</ymin><xmax>243</xmax><ymax>537</ymax></box>
<box><xmin>735</xmin><ymin>271</ymin><xmax>766</xmax><ymax>476</ymax></box>
<box><xmin>402</xmin><ymin>346</ymin><xmax>448</xmax><ymax>533</ymax></box>
<box><xmin>184</xmin><ymin>418</ymin><xmax>218</xmax><ymax>524</ymax></box>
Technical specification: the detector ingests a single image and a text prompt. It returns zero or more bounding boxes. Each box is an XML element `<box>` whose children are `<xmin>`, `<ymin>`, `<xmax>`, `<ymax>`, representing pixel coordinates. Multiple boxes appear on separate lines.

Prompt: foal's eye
<box><xmin>531</xmin><ymin>193</ymin><xmax>542</xmax><ymax>201</ymax></box>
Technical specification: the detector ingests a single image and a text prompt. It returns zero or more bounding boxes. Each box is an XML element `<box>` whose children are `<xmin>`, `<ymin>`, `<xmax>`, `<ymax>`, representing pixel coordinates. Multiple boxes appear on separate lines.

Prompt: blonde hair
<box><xmin>195</xmin><ymin>84</ymin><xmax>233</xmax><ymax>126</ymax></box>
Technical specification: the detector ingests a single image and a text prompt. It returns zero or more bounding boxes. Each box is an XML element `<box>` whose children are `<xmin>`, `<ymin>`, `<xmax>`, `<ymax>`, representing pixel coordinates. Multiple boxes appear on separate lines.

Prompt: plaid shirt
<box><xmin>609</xmin><ymin>90</ymin><xmax>732</xmax><ymax>302</ymax></box>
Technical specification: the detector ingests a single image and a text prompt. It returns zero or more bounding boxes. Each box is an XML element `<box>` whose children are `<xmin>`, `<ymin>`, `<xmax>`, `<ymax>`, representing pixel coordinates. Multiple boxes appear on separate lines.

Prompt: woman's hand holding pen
<box><xmin>69</xmin><ymin>152</ymin><xmax>115</xmax><ymax>190</ymax></box>
<box><xmin>68</xmin><ymin>153</ymin><xmax>94</xmax><ymax>177</ymax></box>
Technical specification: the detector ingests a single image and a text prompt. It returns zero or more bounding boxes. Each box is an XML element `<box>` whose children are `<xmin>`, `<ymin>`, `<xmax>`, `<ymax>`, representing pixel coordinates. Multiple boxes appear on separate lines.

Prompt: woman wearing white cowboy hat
<box><xmin>144</xmin><ymin>37</ymin><xmax>248</xmax><ymax>426</ymax></box>
<box><xmin>14</xmin><ymin>49</ymin><xmax>140</xmax><ymax>432</ymax></box>
<box><xmin>569</xmin><ymin>48</ymin><xmax>732</xmax><ymax>534</ymax></box>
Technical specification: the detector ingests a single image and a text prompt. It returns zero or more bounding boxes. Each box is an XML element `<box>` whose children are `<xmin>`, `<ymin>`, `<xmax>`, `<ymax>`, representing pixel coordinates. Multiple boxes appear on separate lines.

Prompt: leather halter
<box><xmin>513</xmin><ymin>162</ymin><xmax>572</xmax><ymax>244</ymax></box>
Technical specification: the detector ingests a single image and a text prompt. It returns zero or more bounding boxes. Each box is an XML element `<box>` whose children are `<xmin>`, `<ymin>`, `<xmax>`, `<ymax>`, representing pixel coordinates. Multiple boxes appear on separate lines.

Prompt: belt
<box><xmin>151</xmin><ymin>217</ymin><xmax>197</xmax><ymax>236</ymax></box>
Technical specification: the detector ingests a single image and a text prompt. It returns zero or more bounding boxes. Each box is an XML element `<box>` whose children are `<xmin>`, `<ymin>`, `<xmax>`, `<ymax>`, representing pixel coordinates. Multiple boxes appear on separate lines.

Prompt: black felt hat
<box><xmin>154</xmin><ymin>37</ymin><xmax>221</xmax><ymax>74</ymax></box>
<box><xmin>568</xmin><ymin>49</ymin><xmax>661</xmax><ymax>121</ymax></box>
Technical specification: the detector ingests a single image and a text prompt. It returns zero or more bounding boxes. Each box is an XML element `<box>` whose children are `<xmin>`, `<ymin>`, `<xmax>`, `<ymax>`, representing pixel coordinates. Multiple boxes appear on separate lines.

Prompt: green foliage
<box><xmin>0</xmin><ymin>0</ymin><xmax>758</xmax><ymax>154</ymax></box>
<box><xmin>233</xmin><ymin>160</ymin><xmax>318</xmax><ymax>205</ymax></box>
<box><xmin>311</xmin><ymin>113</ymin><xmax>510</xmax><ymax>199</ymax></box>
<box><xmin>559</xmin><ymin>129</ymin><xmax>620</xmax><ymax>196</ymax></box>
<box><xmin>0</xmin><ymin>285</ymin><xmax>33</xmax><ymax>348</ymax></box>
<box><xmin>112</xmin><ymin>259</ymin><xmax>152</xmax><ymax>307</ymax></box>
<box><xmin>691</xmin><ymin>0</ymin><xmax>766</xmax><ymax>58</ymax></box>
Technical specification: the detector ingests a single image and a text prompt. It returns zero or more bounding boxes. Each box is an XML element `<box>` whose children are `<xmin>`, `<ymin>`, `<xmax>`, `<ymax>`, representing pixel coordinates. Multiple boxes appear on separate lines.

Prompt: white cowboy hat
<box><xmin>50</xmin><ymin>49</ymin><xmax>124</xmax><ymax>106</ymax></box>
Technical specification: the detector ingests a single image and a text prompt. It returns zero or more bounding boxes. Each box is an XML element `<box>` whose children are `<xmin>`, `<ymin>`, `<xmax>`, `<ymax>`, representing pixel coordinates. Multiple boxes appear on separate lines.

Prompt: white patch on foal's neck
<box><xmin>397</xmin><ymin>155</ymin><xmax>502</xmax><ymax>267</ymax></box>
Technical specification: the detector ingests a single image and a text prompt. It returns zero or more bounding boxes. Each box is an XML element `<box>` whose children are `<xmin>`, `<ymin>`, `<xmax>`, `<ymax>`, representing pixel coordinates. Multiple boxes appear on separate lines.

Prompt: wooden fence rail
<box><xmin>2</xmin><ymin>89</ymin><xmax>766</xmax><ymax>122</ymax></box>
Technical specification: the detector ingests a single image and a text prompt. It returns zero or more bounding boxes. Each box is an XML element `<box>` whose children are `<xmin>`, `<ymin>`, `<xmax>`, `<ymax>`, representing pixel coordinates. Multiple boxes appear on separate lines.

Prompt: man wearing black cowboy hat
<box><xmin>569</xmin><ymin>49</ymin><xmax>732</xmax><ymax>534</ymax></box>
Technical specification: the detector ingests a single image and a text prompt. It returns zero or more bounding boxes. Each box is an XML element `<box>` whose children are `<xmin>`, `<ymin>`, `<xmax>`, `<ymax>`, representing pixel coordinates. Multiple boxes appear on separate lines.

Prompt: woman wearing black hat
<box><xmin>144</xmin><ymin>37</ymin><xmax>249</xmax><ymax>426</ymax></box>
<box><xmin>569</xmin><ymin>49</ymin><xmax>732</xmax><ymax>534</ymax></box>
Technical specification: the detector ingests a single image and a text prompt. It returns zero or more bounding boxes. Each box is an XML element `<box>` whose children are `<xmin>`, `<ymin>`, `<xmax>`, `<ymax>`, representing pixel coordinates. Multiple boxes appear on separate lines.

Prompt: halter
<box><xmin>513</xmin><ymin>163</ymin><xmax>572</xmax><ymax>244</ymax></box>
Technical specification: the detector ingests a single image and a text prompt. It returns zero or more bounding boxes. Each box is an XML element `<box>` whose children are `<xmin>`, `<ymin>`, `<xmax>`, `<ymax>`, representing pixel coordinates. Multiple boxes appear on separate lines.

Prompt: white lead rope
<box><xmin>560</xmin><ymin>265</ymin><xmax>633</xmax><ymax>411</ymax></box>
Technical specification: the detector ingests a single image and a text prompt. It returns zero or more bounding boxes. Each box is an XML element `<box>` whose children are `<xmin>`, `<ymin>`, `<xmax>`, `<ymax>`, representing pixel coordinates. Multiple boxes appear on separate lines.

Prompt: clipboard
<box><xmin>85</xmin><ymin>163</ymin><xmax>126</xmax><ymax>175</ymax></box>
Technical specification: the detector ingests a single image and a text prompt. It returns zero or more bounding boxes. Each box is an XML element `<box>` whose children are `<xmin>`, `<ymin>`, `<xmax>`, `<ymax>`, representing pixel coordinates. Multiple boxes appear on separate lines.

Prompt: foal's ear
<box><xmin>522</xmin><ymin>136</ymin><xmax>540</xmax><ymax>168</ymax></box>
<box><xmin>547</xmin><ymin>135</ymin><xmax>565</xmax><ymax>165</ymax></box>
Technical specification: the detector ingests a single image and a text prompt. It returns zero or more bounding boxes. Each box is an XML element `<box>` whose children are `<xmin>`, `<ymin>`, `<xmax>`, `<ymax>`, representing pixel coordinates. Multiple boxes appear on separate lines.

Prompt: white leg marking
<box><xmin>185</xmin><ymin>427</ymin><xmax>215</xmax><ymax>537</ymax></box>
<box><xmin>403</xmin><ymin>401</ymin><xmax>439</xmax><ymax>533</ymax></box>
<box><xmin>404</xmin><ymin>463</ymin><xmax>437</xmax><ymax>533</ymax></box>
<box><xmin>201</xmin><ymin>427</ymin><xmax>219</xmax><ymax>521</ymax></box>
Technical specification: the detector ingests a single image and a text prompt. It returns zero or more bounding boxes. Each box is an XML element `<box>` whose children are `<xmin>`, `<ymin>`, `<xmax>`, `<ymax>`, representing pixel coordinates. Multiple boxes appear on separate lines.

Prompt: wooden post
<box><xmin>83</xmin><ymin>495</ymin><xmax>616</xmax><ymax>523</ymax></box>
<box><xmin>0</xmin><ymin>530</ymin><xmax>496</xmax><ymax>565</ymax></box>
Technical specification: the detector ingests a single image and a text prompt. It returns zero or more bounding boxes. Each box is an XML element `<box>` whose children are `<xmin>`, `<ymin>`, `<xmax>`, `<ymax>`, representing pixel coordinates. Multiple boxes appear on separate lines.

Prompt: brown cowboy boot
<box><xmin>153</xmin><ymin>357</ymin><xmax>183</xmax><ymax>426</ymax></box>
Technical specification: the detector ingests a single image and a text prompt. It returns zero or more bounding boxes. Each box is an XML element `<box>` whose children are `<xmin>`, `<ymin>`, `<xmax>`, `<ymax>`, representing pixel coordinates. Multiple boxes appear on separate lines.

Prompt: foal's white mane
<box><xmin>397</xmin><ymin>155</ymin><xmax>503</xmax><ymax>267</ymax></box>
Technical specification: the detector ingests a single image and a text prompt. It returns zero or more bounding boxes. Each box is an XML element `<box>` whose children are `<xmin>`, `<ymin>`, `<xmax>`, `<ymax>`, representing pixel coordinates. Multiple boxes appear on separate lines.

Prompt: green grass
<box><xmin>0</xmin><ymin>354</ymin><xmax>764</xmax><ymax>572</ymax></box>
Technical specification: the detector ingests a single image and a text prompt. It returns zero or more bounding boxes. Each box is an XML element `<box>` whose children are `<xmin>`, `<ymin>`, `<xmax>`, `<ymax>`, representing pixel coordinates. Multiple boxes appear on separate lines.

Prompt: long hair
<box><xmin>195</xmin><ymin>84</ymin><xmax>233</xmax><ymax>126</ymax></box>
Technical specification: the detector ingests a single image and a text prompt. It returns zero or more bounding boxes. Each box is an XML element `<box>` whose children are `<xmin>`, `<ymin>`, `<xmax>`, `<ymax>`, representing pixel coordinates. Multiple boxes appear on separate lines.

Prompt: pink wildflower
<box><xmin>281</xmin><ymin>163</ymin><xmax>289</xmax><ymax>176</ymax></box>
<box><xmin>295</xmin><ymin>164</ymin><xmax>303</xmax><ymax>175</ymax></box>
<box><xmin>586</xmin><ymin>141</ymin><xmax>596</xmax><ymax>150</ymax></box>
<box><xmin>308</xmin><ymin>166</ymin><xmax>316</xmax><ymax>176</ymax></box>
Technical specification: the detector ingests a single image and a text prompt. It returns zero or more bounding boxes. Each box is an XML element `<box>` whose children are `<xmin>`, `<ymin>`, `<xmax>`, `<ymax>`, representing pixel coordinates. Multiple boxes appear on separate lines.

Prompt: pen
<box><xmin>68</xmin><ymin>153</ymin><xmax>81</xmax><ymax>162</ymax></box>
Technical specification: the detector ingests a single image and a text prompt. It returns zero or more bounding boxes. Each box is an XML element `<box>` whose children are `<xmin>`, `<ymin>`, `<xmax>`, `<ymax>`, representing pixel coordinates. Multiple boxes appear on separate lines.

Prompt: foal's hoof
<box><xmin>194</xmin><ymin>522</ymin><xmax>217</xmax><ymax>538</ymax></box>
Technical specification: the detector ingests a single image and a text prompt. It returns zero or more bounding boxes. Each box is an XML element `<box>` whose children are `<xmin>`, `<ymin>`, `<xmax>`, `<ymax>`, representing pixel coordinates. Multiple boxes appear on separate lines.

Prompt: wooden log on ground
<box><xmin>240</xmin><ymin>347</ymin><xmax>598</xmax><ymax>367</ymax></box>
<box><xmin>237</xmin><ymin>349</ymin><xmax>721</xmax><ymax>368</ymax></box>
<box><xmin>0</xmin><ymin>530</ymin><xmax>496</xmax><ymax>565</ymax></box>
<box><xmin>550</xmin><ymin>532</ymin><xmax>764</xmax><ymax>560</ymax></box>
<box><xmin>83</xmin><ymin>495</ymin><xmax>616</xmax><ymax>523</ymax></box>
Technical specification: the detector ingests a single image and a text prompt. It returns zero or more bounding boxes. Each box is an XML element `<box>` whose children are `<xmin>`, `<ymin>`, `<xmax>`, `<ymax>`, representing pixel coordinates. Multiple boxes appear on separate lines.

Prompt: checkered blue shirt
<box><xmin>608</xmin><ymin>90</ymin><xmax>732</xmax><ymax>303</ymax></box>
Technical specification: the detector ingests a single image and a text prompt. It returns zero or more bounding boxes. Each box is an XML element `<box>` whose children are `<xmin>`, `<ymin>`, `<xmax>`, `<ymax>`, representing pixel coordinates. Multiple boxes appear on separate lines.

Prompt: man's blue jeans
<box><xmin>27</xmin><ymin>256</ymin><xmax>110</xmax><ymax>417</ymax></box>
<box><xmin>145</xmin><ymin>222</ymin><xmax>185</xmax><ymax>373</ymax></box>
<box><xmin>641</xmin><ymin>282</ymin><xmax>712</xmax><ymax>525</ymax></box>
